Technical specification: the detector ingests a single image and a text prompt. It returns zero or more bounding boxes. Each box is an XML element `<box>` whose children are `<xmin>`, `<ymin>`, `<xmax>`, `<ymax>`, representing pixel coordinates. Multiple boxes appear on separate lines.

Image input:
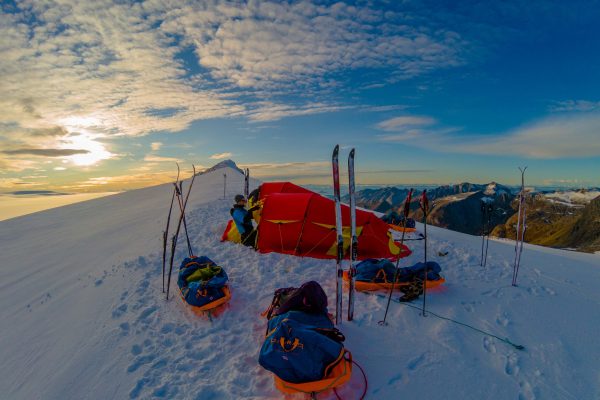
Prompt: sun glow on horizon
<box><xmin>61</xmin><ymin>131</ymin><xmax>113</xmax><ymax>166</ymax></box>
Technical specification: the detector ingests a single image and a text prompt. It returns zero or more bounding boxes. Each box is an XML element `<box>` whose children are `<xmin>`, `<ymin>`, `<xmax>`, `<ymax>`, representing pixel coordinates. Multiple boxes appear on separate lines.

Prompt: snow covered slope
<box><xmin>1</xmin><ymin>167</ymin><xmax>599</xmax><ymax>400</ymax></box>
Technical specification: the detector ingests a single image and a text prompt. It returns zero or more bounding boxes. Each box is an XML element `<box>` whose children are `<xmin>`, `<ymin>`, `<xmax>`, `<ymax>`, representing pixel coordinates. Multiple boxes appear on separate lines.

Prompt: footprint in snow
<box><xmin>131</xmin><ymin>344</ymin><xmax>142</xmax><ymax>355</ymax></box>
<box><xmin>483</xmin><ymin>337</ymin><xmax>497</xmax><ymax>354</ymax></box>
<box><xmin>137</xmin><ymin>306</ymin><xmax>157</xmax><ymax>322</ymax></box>
<box><xmin>112</xmin><ymin>303</ymin><xmax>128</xmax><ymax>318</ymax></box>
<box><xmin>543</xmin><ymin>286</ymin><xmax>556</xmax><ymax>296</ymax></box>
<box><xmin>127</xmin><ymin>354</ymin><xmax>156</xmax><ymax>373</ymax></box>
<box><xmin>505</xmin><ymin>352</ymin><xmax>520</xmax><ymax>376</ymax></box>
<box><xmin>496</xmin><ymin>313</ymin><xmax>509</xmax><ymax>327</ymax></box>
<box><xmin>407</xmin><ymin>353</ymin><xmax>426</xmax><ymax>371</ymax></box>
<box><xmin>119</xmin><ymin>322</ymin><xmax>130</xmax><ymax>336</ymax></box>
<box><xmin>388</xmin><ymin>372</ymin><xmax>403</xmax><ymax>386</ymax></box>
<box><xmin>519</xmin><ymin>380</ymin><xmax>536</xmax><ymax>400</ymax></box>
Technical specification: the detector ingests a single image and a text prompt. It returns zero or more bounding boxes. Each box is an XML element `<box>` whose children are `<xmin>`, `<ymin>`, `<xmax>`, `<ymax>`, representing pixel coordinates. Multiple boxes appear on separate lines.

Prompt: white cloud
<box><xmin>210</xmin><ymin>152</ymin><xmax>233</xmax><ymax>160</ymax></box>
<box><xmin>454</xmin><ymin>113</ymin><xmax>600</xmax><ymax>158</ymax></box>
<box><xmin>0</xmin><ymin>0</ymin><xmax>465</xmax><ymax>137</ymax></box>
<box><xmin>151</xmin><ymin>142</ymin><xmax>163</xmax><ymax>151</ymax></box>
<box><xmin>247</xmin><ymin>102</ymin><xmax>352</xmax><ymax>122</ymax></box>
<box><xmin>378</xmin><ymin>112</ymin><xmax>600</xmax><ymax>159</ymax></box>
<box><xmin>550</xmin><ymin>100</ymin><xmax>600</xmax><ymax>113</ymax></box>
<box><xmin>0</xmin><ymin>0</ymin><xmax>467</xmax><ymax>183</ymax></box>
<box><xmin>363</xmin><ymin>105</ymin><xmax>409</xmax><ymax>113</ymax></box>
<box><xmin>377</xmin><ymin>116</ymin><xmax>437</xmax><ymax>132</ymax></box>
<box><xmin>143</xmin><ymin>155</ymin><xmax>180</xmax><ymax>163</ymax></box>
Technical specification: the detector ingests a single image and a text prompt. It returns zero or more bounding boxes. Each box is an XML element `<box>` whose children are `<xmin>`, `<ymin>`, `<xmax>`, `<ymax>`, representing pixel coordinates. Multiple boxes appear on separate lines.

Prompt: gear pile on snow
<box><xmin>177</xmin><ymin>256</ymin><xmax>231</xmax><ymax>312</ymax></box>
<box><xmin>258</xmin><ymin>281</ymin><xmax>354</xmax><ymax>397</ymax></box>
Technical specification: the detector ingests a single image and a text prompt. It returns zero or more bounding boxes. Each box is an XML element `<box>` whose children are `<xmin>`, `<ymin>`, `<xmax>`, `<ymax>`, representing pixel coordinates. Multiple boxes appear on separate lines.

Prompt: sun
<box><xmin>62</xmin><ymin>133</ymin><xmax>113</xmax><ymax>166</ymax></box>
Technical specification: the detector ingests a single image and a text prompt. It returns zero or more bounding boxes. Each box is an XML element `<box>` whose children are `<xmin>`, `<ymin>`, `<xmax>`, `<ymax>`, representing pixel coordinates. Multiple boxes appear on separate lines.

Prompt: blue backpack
<box><xmin>355</xmin><ymin>258</ymin><xmax>443</xmax><ymax>283</ymax></box>
<box><xmin>355</xmin><ymin>258</ymin><xmax>397</xmax><ymax>283</ymax></box>
<box><xmin>177</xmin><ymin>256</ymin><xmax>228</xmax><ymax>308</ymax></box>
<box><xmin>259</xmin><ymin>310</ymin><xmax>345</xmax><ymax>383</ymax></box>
<box><xmin>402</xmin><ymin>261</ymin><xmax>442</xmax><ymax>281</ymax></box>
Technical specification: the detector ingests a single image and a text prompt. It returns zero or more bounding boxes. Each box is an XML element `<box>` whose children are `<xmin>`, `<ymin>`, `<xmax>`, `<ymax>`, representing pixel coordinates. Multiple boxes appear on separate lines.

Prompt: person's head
<box><xmin>234</xmin><ymin>194</ymin><xmax>246</xmax><ymax>205</ymax></box>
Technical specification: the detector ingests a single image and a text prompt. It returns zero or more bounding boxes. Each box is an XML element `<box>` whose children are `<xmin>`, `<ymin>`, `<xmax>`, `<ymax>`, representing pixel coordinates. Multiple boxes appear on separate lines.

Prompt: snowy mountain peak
<box><xmin>199</xmin><ymin>159</ymin><xmax>244</xmax><ymax>176</ymax></box>
<box><xmin>484</xmin><ymin>182</ymin><xmax>498</xmax><ymax>195</ymax></box>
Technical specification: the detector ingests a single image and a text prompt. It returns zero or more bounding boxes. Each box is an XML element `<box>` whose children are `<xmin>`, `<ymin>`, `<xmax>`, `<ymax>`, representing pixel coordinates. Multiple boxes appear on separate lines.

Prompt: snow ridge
<box><xmin>1</xmin><ymin>167</ymin><xmax>599</xmax><ymax>400</ymax></box>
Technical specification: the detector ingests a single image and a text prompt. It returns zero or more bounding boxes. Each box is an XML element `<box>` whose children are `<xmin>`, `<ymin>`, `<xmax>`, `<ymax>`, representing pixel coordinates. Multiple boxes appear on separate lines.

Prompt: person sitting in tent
<box><xmin>231</xmin><ymin>194</ymin><xmax>260</xmax><ymax>248</ymax></box>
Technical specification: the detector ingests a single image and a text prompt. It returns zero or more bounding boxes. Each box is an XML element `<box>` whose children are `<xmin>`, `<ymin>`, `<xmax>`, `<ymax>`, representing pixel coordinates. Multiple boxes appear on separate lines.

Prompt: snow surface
<box><xmin>1</xmin><ymin>167</ymin><xmax>600</xmax><ymax>400</ymax></box>
<box><xmin>0</xmin><ymin>192</ymin><xmax>118</xmax><ymax>221</ymax></box>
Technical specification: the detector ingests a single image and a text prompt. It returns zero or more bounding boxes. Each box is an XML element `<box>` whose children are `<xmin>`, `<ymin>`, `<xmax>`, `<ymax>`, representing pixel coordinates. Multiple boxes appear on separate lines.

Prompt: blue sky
<box><xmin>1</xmin><ymin>0</ymin><xmax>599</xmax><ymax>192</ymax></box>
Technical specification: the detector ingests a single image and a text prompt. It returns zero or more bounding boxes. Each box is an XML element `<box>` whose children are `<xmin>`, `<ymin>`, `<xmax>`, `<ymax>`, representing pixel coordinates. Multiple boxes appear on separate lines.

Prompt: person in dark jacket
<box><xmin>231</xmin><ymin>194</ymin><xmax>260</xmax><ymax>248</ymax></box>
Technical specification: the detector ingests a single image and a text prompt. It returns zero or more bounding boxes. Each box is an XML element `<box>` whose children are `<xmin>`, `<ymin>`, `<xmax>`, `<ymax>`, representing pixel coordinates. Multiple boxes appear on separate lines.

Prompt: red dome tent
<box><xmin>222</xmin><ymin>182</ymin><xmax>410</xmax><ymax>260</ymax></box>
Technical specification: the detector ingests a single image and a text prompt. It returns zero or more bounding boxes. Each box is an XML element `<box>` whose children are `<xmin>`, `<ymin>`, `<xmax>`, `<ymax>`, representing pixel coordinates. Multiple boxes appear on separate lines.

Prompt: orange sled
<box><xmin>274</xmin><ymin>350</ymin><xmax>353</xmax><ymax>396</ymax></box>
<box><xmin>343</xmin><ymin>271</ymin><xmax>445</xmax><ymax>291</ymax></box>
<box><xmin>180</xmin><ymin>285</ymin><xmax>232</xmax><ymax>316</ymax></box>
<box><xmin>388</xmin><ymin>224</ymin><xmax>417</xmax><ymax>233</ymax></box>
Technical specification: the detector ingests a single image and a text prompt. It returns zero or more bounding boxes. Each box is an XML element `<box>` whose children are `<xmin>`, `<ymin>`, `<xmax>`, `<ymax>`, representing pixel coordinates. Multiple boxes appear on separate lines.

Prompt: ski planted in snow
<box><xmin>162</xmin><ymin>163</ymin><xmax>180</xmax><ymax>293</ymax></box>
<box><xmin>512</xmin><ymin>167</ymin><xmax>527</xmax><ymax>286</ymax></box>
<box><xmin>347</xmin><ymin>148</ymin><xmax>357</xmax><ymax>321</ymax></box>
<box><xmin>166</xmin><ymin>165</ymin><xmax>196</xmax><ymax>300</ymax></box>
<box><xmin>479</xmin><ymin>200</ymin><xmax>488</xmax><ymax>266</ymax></box>
<box><xmin>175</xmin><ymin>180</ymin><xmax>194</xmax><ymax>258</ymax></box>
<box><xmin>244</xmin><ymin>168</ymin><xmax>250</xmax><ymax>198</ymax></box>
<box><xmin>482</xmin><ymin>202</ymin><xmax>494</xmax><ymax>267</ymax></box>
<box><xmin>420</xmin><ymin>190</ymin><xmax>430</xmax><ymax>317</ymax></box>
<box><xmin>379</xmin><ymin>188</ymin><xmax>413</xmax><ymax>326</ymax></box>
<box><xmin>332</xmin><ymin>145</ymin><xmax>344</xmax><ymax>325</ymax></box>
<box><xmin>480</xmin><ymin>200</ymin><xmax>494</xmax><ymax>267</ymax></box>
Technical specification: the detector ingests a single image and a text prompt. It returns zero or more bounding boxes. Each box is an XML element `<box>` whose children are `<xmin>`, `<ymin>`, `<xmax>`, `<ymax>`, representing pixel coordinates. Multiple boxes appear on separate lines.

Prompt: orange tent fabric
<box><xmin>222</xmin><ymin>182</ymin><xmax>410</xmax><ymax>260</ymax></box>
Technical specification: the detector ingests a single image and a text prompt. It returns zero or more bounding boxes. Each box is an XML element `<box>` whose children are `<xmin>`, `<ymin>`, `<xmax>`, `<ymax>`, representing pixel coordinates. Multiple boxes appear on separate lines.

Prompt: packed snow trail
<box><xmin>1</xmin><ymin>167</ymin><xmax>599</xmax><ymax>399</ymax></box>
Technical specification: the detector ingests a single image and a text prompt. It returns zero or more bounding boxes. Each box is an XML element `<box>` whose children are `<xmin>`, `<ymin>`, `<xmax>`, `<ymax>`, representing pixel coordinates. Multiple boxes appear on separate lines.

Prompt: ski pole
<box><xmin>379</xmin><ymin>188</ymin><xmax>413</xmax><ymax>326</ymax></box>
<box><xmin>420</xmin><ymin>190</ymin><xmax>429</xmax><ymax>317</ymax></box>
<box><xmin>162</xmin><ymin>163</ymin><xmax>180</xmax><ymax>292</ymax></box>
<box><xmin>347</xmin><ymin>148</ymin><xmax>357</xmax><ymax>322</ymax></box>
<box><xmin>174</xmin><ymin>181</ymin><xmax>194</xmax><ymax>257</ymax></box>
<box><xmin>332</xmin><ymin>145</ymin><xmax>344</xmax><ymax>325</ymax></box>
<box><xmin>480</xmin><ymin>201</ymin><xmax>487</xmax><ymax>266</ymax></box>
<box><xmin>512</xmin><ymin>167</ymin><xmax>527</xmax><ymax>286</ymax></box>
<box><xmin>483</xmin><ymin>203</ymin><xmax>493</xmax><ymax>268</ymax></box>
<box><xmin>166</xmin><ymin>165</ymin><xmax>196</xmax><ymax>300</ymax></box>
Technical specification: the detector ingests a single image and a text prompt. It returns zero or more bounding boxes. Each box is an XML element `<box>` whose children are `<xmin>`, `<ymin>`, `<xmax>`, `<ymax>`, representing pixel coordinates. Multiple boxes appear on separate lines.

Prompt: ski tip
<box><xmin>333</xmin><ymin>144</ymin><xmax>339</xmax><ymax>154</ymax></box>
<box><xmin>349</xmin><ymin>148</ymin><xmax>355</xmax><ymax>157</ymax></box>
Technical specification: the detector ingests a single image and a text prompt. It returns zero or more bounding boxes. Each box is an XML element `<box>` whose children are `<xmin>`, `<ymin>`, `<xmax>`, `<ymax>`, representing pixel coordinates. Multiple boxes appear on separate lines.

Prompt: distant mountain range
<box><xmin>348</xmin><ymin>183</ymin><xmax>600</xmax><ymax>253</ymax></box>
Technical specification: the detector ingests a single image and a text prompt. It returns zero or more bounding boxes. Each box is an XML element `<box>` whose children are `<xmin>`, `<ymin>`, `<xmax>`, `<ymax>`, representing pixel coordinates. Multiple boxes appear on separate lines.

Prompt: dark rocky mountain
<box><xmin>568</xmin><ymin>195</ymin><xmax>600</xmax><ymax>252</ymax></box>
<box><xmin>491</xmin><ymin>193</ymin><xmax>600</xmax><ymax>253</ymax></box>
<box><xmin>346</xmin><ymin>187</ymin><xmax>410</xmax><ymax>213</ymax></box>
<box><xmin>350</xmin><ymin>182</ymin><xmax>600</xmax><ymax>253</ymax></box>
<box><xmin>412</xmin><ymin>184</ymin><xmax>515</xmax><ymax>235</ymax></box>
<box><xmin>492</xmin><ymin>193</ymin><xmax>579</xmax><ymax>247</ymax></box>
<box><xmin>350</xmin><ymin>182</ymin><xmax>516</xmax><ymax>235</ymax></box>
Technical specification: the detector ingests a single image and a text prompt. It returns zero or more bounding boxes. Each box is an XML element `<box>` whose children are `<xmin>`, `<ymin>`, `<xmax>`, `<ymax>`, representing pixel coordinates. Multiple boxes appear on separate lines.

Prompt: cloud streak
<box><xmin>377</xmin><ymin>116</ymin><xmax>437</xmax><ymax>132</ymax></box>
<box><xmin>2</xmin><ymin>148</ymin><xmax>90</xmax><ymax>156</ymax></box>
<box><xmin>210</xmin><ymin>152</ymin><xmax>233</xmax><ymax>160</ymax></box>
<box><xmin>378</xmin><ymin>112</ymin><xmax>600</xmax><ymax>159</ymax></box>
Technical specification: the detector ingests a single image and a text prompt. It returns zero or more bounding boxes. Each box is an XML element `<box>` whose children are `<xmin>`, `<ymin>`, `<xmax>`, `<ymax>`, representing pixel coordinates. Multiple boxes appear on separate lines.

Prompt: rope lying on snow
<box><xmin>366</xmin><ymin>292</ymin><xmax>525</xmax><ymax>351</ymax></box>
<box><xmin>333</xmin><ymin>359</ymin><xmax>368</xmax><ymax>400</ymax></box>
